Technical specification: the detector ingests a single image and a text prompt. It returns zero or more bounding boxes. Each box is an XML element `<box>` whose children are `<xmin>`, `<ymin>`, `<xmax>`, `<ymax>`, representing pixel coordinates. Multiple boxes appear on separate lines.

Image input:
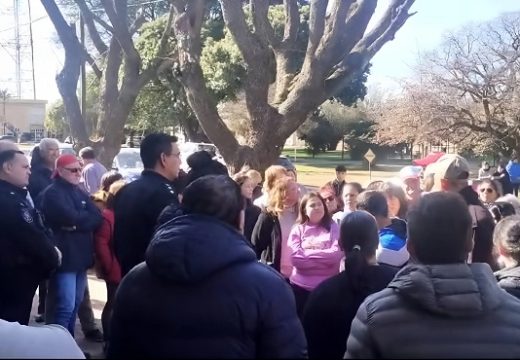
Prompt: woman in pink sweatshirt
<box><xmin>288</xmin><ymin>192</ymin><xmax>343</xmax><ymax>317</ymax></box>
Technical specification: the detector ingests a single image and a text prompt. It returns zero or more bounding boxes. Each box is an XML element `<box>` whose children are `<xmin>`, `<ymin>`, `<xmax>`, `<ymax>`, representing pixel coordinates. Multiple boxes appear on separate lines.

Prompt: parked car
<box><xmin>276</xmin><ymin>155</ymin><xmax>296</xmax><ymax>172</ymax></box>
<box><xmin>0</xmin><ymin>135</ymin><xmax>16</xmax><ymax>142</ymax></box>
<box><xmin>112</xmin><ymin>147</ymin><xmax>143</xmax><ymax>182</ymax></box>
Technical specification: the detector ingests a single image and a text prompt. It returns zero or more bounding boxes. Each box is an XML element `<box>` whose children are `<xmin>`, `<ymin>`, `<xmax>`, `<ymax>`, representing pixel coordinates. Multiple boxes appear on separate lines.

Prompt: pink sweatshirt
<box><xmin>288</xmin><ymin>221</ymin><xmax>343</xmax><ymax>291</ymax></box>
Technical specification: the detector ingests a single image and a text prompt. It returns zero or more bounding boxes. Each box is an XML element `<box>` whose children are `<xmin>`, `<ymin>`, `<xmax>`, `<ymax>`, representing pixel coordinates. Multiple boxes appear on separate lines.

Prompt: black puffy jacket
<box><xmin>346</xmin><ymin>263</ymin><xmax>520</xmax><ymax>359</ymax></box>
<box><xmin>495</xmin><ymin>266</ymin><xmax>520</xmax><ymax>300</ymax></box>
<box><xmin>108</xmin><ymin>214</ymin><xmax>307</xmax><ymax>359</ymax></box>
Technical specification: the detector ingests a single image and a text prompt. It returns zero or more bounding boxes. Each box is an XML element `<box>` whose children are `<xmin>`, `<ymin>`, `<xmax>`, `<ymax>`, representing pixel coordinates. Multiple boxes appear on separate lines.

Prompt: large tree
<box><xmin>41</xmin><ymin>0</ymin><xmax>174</xmax><ymax>166</ymax></box>
<box><xmin>410</xmin><ymin>13</ymin><xmax>520</xmax><ymax>156</ymax></box>
<box><xmin>171</xmin><ymin>0</ymin><xmax>416</xmax><ymax>172</ymax></box>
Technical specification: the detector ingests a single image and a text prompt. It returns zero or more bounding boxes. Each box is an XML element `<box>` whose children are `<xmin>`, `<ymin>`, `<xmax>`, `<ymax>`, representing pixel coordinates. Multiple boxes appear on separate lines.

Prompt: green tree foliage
<box><xmin>297</xmin><ymin>111</ymin><xmax>336</xmax><ymax>157</ymax></box>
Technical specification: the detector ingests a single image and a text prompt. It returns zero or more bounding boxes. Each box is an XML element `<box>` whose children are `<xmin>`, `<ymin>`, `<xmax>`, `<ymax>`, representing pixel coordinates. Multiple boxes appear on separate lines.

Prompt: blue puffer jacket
<box><xmin>37</xmin><ymin>177</ymin><xmax>102</xmax><ymax>272</ymax></box>
<box><xmin>108</xmin><ymin>214</ymin><xmax>307</xmax><ymax>359</ymax></box>
<box><xmin>506</xmin><ymin>160</ymin><xmax>520</xmax><ymax>184</ymax></box>
<box><xmin>377</xmin><ymin>218</ymin><xmax>410</xmax><ymax>268</ymax></box>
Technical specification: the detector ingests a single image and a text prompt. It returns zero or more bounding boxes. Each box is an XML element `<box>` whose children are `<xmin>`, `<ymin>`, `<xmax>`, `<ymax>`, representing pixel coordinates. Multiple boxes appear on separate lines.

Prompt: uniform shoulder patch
<box><xmin>22</xmin><ymin>208</ymin><xmax>33</xmax><ymax>224</ymax></box>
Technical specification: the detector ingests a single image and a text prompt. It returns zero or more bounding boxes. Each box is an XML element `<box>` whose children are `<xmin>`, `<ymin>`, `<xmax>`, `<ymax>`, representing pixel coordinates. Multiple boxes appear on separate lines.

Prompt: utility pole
<box><xmin>13</xmin><ymin>0</ymin><xmax>21</xmax><ymax>98</ymax></box>
<box><xmin>80</xmin><ymin>16</ymin><xmax>87</xmax><ymax>131</ymax></box>
<box><xmin>27</xmin><ymin>0</ymin><xmax>36</xmax><ymax>100</ymax></box>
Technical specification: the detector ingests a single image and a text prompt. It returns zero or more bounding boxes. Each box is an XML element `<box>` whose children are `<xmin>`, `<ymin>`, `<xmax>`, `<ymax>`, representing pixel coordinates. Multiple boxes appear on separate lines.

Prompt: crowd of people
<box><xmin>2</xmin><ymin>133</ymin><xmax>520</xmax><ymax>358</ymax></box>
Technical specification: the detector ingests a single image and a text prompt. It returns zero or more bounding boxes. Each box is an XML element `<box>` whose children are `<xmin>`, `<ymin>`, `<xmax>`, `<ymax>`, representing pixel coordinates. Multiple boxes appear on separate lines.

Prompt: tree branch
<box><xmin>40</xmin><ymin>0</ymin><xmax>89</xmax><ymax>143</ymax></box>
<box><xmin>365</xmin><ymin>0</ymin><xmax>416</xmax><ymax>57</ymax></box>
<box><xmin>250</xmin><ymin>0</ymin><xmax>279</xmax><ymax>48</ymax></box>
<box><xmin>220</xmin><ymin>0</ymin><xmax>261</xmax><ymax>65</ymax></box>
<box><xmin>139</xmin><ymin>5</ymin><xmax>175</xmax><ymax>88</ymax></box>
<box><xmin>100</xmin><ymin>0</ymin><xmax>140</xmax><ymax>63</ymax></box>
<box><xmin>74</xmin><ymin>0</ymin><xmax>108</xmax><ymax>54</ymax></box>
<box><xmin>304</xmin><ymin>0</ymin><xmax>328</xmax><ymax>59</ymax></box>
<box><xmin>282</xmin><ymin>0</ymin><xmax>299</xmax><ymax>44</ymax></box>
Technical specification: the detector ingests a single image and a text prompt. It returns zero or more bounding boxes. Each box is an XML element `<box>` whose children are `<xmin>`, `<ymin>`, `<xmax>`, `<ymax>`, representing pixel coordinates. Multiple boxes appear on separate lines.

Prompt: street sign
<box><xmin>364</xmin><ymin>148</ymin><xmax>376</xmax><ymax>164</ymax></box>
<box><xmin>364</xmin><ymin>149</ymin><xmax>376</xmax><ymax>181</ymax></box>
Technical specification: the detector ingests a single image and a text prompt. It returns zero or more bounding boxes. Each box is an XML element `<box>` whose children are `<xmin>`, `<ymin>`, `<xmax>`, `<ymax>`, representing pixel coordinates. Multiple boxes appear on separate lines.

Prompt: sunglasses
<box><xmin>480</xmin><ymin>188</ymin><xmax>494</xmax><ymax>194</ymax></box>
<box><xmin>324</xmin><ymin>196</ymin><xmax>335</xmax><ymax>202</ymax></box>
<box><xmin>63</xmin><ymin>167</ymin><xmax>82</xmax><ymax>174</ymax></box>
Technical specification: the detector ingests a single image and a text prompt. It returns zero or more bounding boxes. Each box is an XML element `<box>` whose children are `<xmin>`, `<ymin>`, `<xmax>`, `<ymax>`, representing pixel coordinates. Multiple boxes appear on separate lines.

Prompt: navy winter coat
<box><xmin>28</xmin><ymin>162</ymin><xmax>52</xmax><ymax>200</ymax></box>
<box><xmin>108</xmin><ymin>214</ymin><xmax>307</xmax><ymax>359</ymax></box>
<box><xmin>38</xmin><ymin>177</ymin><xmax>102</xmax><ymax>272</ymax></box>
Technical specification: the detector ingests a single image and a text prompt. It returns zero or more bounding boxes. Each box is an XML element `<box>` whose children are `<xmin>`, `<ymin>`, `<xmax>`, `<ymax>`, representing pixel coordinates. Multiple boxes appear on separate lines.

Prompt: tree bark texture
<box><xmin>42</xmin><ymin>0</ymin><xmax>175</xmax><ymax>168</ymax></box>
<box><xmin>171</xmin><ymin>0</ymin><xmax>416</xmax><ymax>173</ymax></box>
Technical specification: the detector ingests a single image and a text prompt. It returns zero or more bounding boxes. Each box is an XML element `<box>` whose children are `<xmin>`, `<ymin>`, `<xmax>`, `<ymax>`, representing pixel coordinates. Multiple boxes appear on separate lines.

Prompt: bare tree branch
<box><xmin>250</xmin><ymin>0</ymin><xmax>279</xmax><ymax>47</ymax></box>
<box><xmin>74</xmin><ymin>0</ymin><xmax>108</xmax><ymax>54</ymax></box>
<box><xmin>304</xmin><ymin>0</ymin><xmax>328</xmax><ymax>59</ymax></box>
<box><xmin>282</xmin><ymin>0</ymin><xmax>299</xmax><ymax>44</ymax></box>
<box><xmin>100</xmin><ymin>0</ymin><xmax>140</xmax><ymax>63</ymax></box>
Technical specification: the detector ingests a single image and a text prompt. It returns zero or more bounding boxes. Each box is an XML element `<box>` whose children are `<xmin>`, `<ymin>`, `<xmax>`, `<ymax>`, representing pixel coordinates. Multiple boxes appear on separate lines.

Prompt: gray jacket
<box><xmin>345</xmin><ymin>263</ymin><xmax>520</xmax><ymax>359</ymax></box>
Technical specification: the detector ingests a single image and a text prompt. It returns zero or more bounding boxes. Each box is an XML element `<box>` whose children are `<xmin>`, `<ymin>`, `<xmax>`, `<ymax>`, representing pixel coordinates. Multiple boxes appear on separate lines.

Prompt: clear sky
<box><xmin>0</xmin><ymin>0</ymin><xmax>519</xmax><ymax>103</ymax></box>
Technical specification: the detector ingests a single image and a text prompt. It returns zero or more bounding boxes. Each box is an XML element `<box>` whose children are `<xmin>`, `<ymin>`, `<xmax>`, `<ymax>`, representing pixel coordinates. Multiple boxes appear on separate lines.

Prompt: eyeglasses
<box><xmin>63</xmin><ymin>167</ymin><xmax>82</xmax><ymax>174</ymax></box>
<box><xmin>480</xmin><ymin>188</ymin><xmax>494</xmax><ymax>194</ymax></box>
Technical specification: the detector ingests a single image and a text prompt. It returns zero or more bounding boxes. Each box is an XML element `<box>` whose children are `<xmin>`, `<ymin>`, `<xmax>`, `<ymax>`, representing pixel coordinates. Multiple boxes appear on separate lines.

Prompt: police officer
<box><xmin>0</xmin><ymin>148</ymin><xmax>61</xmax><ymax>325</ymax></box>
<box><xmin>113</xmin><ymin>133</ymin><xmax>181</xmax><ymax>276</ymax></box>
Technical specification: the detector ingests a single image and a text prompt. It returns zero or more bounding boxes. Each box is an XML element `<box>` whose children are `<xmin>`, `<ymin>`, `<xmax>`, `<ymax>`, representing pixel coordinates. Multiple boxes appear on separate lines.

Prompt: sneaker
<box><xmin>34</xmin><ymin>314</ymin><xmax>44</xmax><ymax>323</ymax></box>
<box><xmin>84</xmin><ymin>329</ymin><xmax>104</xmax><ymax>343</ymax></box>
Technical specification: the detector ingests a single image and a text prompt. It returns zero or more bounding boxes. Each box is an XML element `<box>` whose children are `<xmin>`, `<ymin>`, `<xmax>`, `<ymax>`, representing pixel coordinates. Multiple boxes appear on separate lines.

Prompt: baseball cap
<box><xmin>427</xmin><ymin>154</ymin><xmax>470</xmax><ymax>190</ymax></box>
<box><xmin>52</xmin><ymin>154</ymin><xmax>79</xmax><ymax>178</ymax></box>
<box><xmin>399</xmin><ymin>166</ymin><xmax>422</xmax><ymax>181</ymax></box>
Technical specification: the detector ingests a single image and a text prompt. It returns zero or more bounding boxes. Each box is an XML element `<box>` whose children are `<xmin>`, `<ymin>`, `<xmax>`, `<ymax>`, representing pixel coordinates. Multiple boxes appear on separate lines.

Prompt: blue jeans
<box><xmin>46</xmin><ymin>271</ymin><xmax>87</xmax><ymax>336</ymax></box>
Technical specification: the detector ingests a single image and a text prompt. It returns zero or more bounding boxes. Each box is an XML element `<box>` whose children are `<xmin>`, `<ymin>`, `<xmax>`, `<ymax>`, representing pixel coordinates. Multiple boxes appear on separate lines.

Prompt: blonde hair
<box><xmin>266</xmin><ymin>176</ymin><xmax>296</xmax><ymax>215</ymax></box>
<box><xmin>246</xmin><ymin>169</ymin><xmax>262</xmax><ymax>185</ymax></box>
<box><xmin>263</xmin><ymin>165</ymin><xmax>289</xmax><ymax>193</ymax></box>
<box><xmin>109</xmin><ymin>179</ymin><xmax>126</xmax><ymax>196</ymax></box>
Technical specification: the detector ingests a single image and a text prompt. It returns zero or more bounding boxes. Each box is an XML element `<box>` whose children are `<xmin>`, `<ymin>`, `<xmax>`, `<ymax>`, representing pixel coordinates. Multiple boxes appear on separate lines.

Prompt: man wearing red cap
<box><xmin>37</xmin><ymin>154</ymin><xmax>102</xmax><ymax>336</ymax></box>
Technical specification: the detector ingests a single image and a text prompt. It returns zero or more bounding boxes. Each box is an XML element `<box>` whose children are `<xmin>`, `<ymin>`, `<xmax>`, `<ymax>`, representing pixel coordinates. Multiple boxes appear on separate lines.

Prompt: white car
<box><xmin>112</xmin><ymin>147</ymin><xmax>143</xmax><ymax>182</ymax></box>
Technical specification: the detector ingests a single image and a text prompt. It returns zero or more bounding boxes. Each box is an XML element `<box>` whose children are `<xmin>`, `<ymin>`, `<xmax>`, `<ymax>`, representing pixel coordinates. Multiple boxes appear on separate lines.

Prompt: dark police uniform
<box><xmin>0</xmin><ymin>179</ymin><xmax>60</xmax><ymax>325</ymax></box>
<box><xmin>113</xmin><ymin>170</ymin><xmax>178</xmax><ymax>276</ymax></box>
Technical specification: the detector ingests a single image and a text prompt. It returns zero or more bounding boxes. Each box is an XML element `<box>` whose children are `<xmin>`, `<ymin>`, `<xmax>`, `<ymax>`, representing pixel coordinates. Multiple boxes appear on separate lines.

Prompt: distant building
<box><xmin>1</xmin><ymin>98</ymin><xmax>46</xmax><ymax>141</ymax></box>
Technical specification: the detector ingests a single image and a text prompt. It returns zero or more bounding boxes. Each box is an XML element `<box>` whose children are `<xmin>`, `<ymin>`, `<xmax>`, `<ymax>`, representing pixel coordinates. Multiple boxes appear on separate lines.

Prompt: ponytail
<box><xmin>340</xmin><ymin>211</ymin><xmax>380</xmax><ymax>291</ymax></box>
<box><xmin>344</xmin><ymin>244</ymin><xmax>370</xmax><ymax>291</ymax></box>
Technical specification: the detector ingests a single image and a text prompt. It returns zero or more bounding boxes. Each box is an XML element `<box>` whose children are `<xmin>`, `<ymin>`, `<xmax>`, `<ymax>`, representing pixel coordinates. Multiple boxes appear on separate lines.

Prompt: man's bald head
<box><xmin>0</xmin><ymin>140</ymin><xmax>19</xmax><ymax>152</ymax></box>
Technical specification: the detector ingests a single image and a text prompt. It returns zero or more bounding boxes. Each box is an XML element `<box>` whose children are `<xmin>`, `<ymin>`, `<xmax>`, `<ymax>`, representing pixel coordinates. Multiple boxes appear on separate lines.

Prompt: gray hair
<box><xmin>39</xmin><ymin>138</ymin><xmax>59</xmax><ymax>154</ymax></box>
<box><xmin>497</xmin><ymin>194</ymin><xmax>520</xmax><ymax>215</ymax></box>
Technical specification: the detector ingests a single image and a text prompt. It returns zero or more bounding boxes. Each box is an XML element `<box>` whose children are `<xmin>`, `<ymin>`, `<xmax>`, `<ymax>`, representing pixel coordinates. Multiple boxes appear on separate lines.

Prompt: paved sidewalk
<box><xmin>29</xmin><ymin>274</ymin><xmax>107</xmax><ymax>358</ymax></box>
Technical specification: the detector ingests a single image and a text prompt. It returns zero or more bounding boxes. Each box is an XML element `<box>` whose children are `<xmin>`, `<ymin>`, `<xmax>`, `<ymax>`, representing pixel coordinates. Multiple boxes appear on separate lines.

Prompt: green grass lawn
<box><xmin>282</xmin><ymin>148</ymin><xmax>407</xmax><ymax>189</ymax></box>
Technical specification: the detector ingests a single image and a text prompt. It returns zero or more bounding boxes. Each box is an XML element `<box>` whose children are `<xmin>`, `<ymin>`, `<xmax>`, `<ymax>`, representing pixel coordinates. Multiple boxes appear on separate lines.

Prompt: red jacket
<box><xmin>94</xmin><ymin>209</ymin><xmax>121</xmax><ymax>283</ymax></box>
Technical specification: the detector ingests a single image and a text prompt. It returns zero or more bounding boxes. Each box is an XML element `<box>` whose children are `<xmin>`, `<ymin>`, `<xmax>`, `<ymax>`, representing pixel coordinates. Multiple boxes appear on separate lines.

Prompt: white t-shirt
<box><xmin>332</xmin><ymin>209</ymin><xmax>353</xmax><ymax>225</ymax></box>
<box><xmin>0</xmin><ymin>320</ymin><xmax>85</xmax><ymax>359</ymax></box>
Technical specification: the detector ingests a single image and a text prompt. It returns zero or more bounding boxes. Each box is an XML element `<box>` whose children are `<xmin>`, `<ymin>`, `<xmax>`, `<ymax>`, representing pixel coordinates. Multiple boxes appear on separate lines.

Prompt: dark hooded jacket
<box><xmin>108</xmin><ymin>214</ymin><xmax>307</xmax><ymax>359</ymax></box>
<box><xmin>459</xmin><ymin>186</ymin><xmax>497</xmax><ymax>269</ymax></box>
<box><xmin>28</xmin><ymin>147</ymin><xmax>52</xmax><ymax>200</ymax></box>
<box><xmin>346</xmin><ymin>263</ymin><xmax>520</xmax><ymax>359</ymax></box>
<box><xmin>495</xmin><ymin>266</ymin><xmax>520</xmax><ymax>300</ymax></box>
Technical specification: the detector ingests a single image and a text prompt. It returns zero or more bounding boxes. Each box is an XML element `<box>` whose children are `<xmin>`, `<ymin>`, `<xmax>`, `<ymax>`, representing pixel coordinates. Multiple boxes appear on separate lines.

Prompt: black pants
<box><xmin>0</xmin><ymin>269</ymin><xmax>40</xmax><ymax>325</ymax></box>
<box><xmin>291</xmin><ymin>283</ymin><xmax>310</xmax><ymax>319</ymax></box>
<box><xmin>513</xmin><ymin>183</ymin><xmax>520</xmax><ymax>197</ymax></box>
<box><xmin>102</xmin><ymin>282</ymin><xmax>118</xmax><ymax>342</ymax></box>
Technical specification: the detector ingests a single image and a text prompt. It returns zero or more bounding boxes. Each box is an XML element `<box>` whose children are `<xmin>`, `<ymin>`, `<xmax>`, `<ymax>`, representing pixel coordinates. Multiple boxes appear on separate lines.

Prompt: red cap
<box><xmin>52</xmin><ymin>154</ymin><xmax>79</xmax><ymax>178</ymax></box>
